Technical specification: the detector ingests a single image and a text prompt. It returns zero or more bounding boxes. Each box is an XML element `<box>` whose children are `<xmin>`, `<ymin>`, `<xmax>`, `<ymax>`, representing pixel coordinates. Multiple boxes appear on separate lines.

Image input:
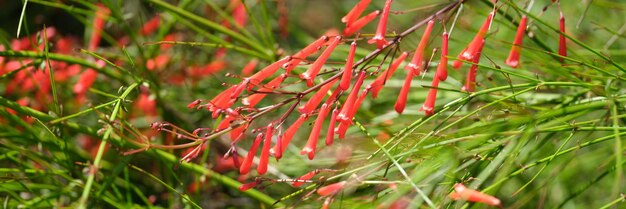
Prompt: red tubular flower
<box><xmin>89</xmin><ymin>4</ymin><xmax>110</xmax><ymax>51</ymax></box>
<box><xmin>249</xmin><ymin>56</ymin><xmax>291</xmax><ymax>86</ymax></box>
<box><xmin>321</xmin><ymin>197</ymin><xmax>333</xmax><ymax>209</ymax></box>
<box><xmin>230</xmin><ymin>123</ymin><xmax>248</xmax><ymax>141</ymax></box>
<box><xmin>301</xmin><ymin>103</ymin><xmax>331</xmax><ymax>160</ymax></box>
<box><xmin>462</xmin><ymin>39</ymin><xmax>485</xmax><ymax>92</ymax></box>
<box><xmin>300</xmin><ymin>36</ymin><xmax>342</xmax><ymax>87</ymax></box>
<box><xmin>336</xmin><ymin>88</ymin><xmax>369</xmax><ymax>139</ymax></box>
<box><xmin>341</xmin><ymin>0</ymin><xmax>372</xmax><ymax>25</ymax></box>
<box><xmin>325</xmin><ymin>84</ymin><xmax>343</xmax><ymax>105</ymax></box>
<box><xmin>505</xmin><ymin>15</ymin><xmax>527</xmax><ymax>68</ymax></box>
<box><xmin>420</xmin><ymin>71</ymin><xmax>441</xmax><ymax>116</ymax></box>
<box><xmin>74</xmin><ymin>60</ymin><xmax>106</xmax><ymax>97</ymax></box>
<box><xmin>207</xmin><ymin>86</ymin><xmax>236</xmax><ymax>115</ymax></box>
<box><xmin>453</xmin><ymin>12</ymin><xmax>494</xmax><ymax>69</ymax></box>
<box><xmin>136</xmin><ymin>92</ymin><xmax>157</xmax><ymax>117</ymax></box>
<box><xmin>335</xmin><ymin>121</ymin><xmax>349</xmax><ymax>140</ymax></box>
<box><xmin>292</xmin><ymin>170</ymin><xmax>319</xmax><ymax>187</ymax></box>
<box><xmin>368</xmin><ymin>52</ymin><xmax>409</xmax><ymax>98</ymax></box>
<box><xmin>293</xmin><ymin>36</ymin><xmax>330</xmax><ymax>61</ymax></box>
<box><xmin>232</xmin><ymin>0</ymin><xmax>248</xmax><ymax>28</ymax></box>
<box><xmin>326</xmin><ymin>108</ymin><xmax>339</xmax><ymax>145</ymax></box>
<box><xmin>298</xmin><ymin>79</ymin><xmax>338</xmax><ymax>114</ymax></box>
<box><xmin>558</xmin><ymin>12</ymin><xmax>567</xmax><ymax>63</ymax></box>
<box><xmin>337</xmin><ymin>71</ymin><xmax>366</xmax><ymax>122</ymax></box>
<box><xmin>187</xmin><ymin>100</ymin><xmax>202</xmax><ymax>109</ymax></box>
<box><xmin>240</xmin><ymin>133</ymin><xmax>263</xmax><ymax>175</ymax></box>
<box><xmin>285</xmin><ymin>36</ymin><xmax>329</xmax><ymax>73</ymax></box>
<box><xmin>242</xmin><ymin>73</ymin><xmax>288</xmax><ymax>107</ymax></box>
<box><xmin>270</xmin><ymin>114</ymin><xmax>309</xmax><ymax>158</ymax></box>
<box><xmin>343</xmin><ymin>10</ymin><xmax>380</xmax><ymax>37</ymax></box>
<box><xmin>55</xmin><ymin>64</ymin><xmax>81</xmax><ymax>83</ymax></box>
<box><xmin>181</xmin><ymin>143</ymin><xmax>205</xmax><ymax>163</ymax></box>
<box><xmin>146</xmin><ymin>54</ymin><xmax>170</xmax><ymax>71</ymax></box>
<box><xmin>368</xmin><ymin>0</ymin><xmax>392</xmax><ymax>49</ymax></box>
<box><xmin>241</xmin><ymin>59</ymin><xmax>259</xmax><ymax>76</ymax></box>
<box><xmin>141</xmin><ymin>15</ymin><xmax>161</xmax><ymax>36</ymax></box>
<box><xmin>239</xmin><ymin>180</ymin><xmax>260</xmax><ymax>191</ymax></box>
<box><xmin>273</xmin><ymin>132</ymin><xmax>284</xmax><ymax>160</ymax></box>
<box><xmin>257</xmin><ymin>124</ymin><xmax>274</xmax><ymax>175</ymax></box>
<box><xmin>340</xmin><ymin>41</ymin><xmax>357</xmax><ymax>90</ymax></box>
<box><xmin>230</xmin><ymin>79</ymin><xmax>251</xmax><ymax>101</ymax></box>
<box><xmin>394</xmin><ymin>66</ymin><xmax>412</xmax><ymax>114</ymax></box>
<box><xmin>406</xmin><ymin>20</ymin><xmax>435</xmax><ymax>76</ymax></box>
<box><xmin>345</xmin><ymin>88</ymin><xmax>368</xmax><ymax>123</ymax></box>
<box><xmin>188</xmin><ymin>60</ymin><xmax>227</xmax><ymax>78</ymax></box>
<box><xmin>217</xmin><ymin>115</ymin><xmax>236</xmax><ymax>130</ymax></box>
<box><xmin>55</xmin><ymin>36</ymin><xmax>75</xmax><ymax>54</ymax></box>
<box><xmin>436</xmin><ymin>32</ymin><xmax>449</xmax><ymax>81</ymax></box>
<box><xmin>73</xmin><ymin>69</ymin><xmax>98</xmax><ymax>95</ymax></box>
<box><xmin>449</xmin><ymin>183</ymin><xmax>501</xmax><ymax>206</ymax></box>
<box><xmin>317</xmin><ymin>181</ymin><xmax>347</xmax><ymax>197</ymax></box>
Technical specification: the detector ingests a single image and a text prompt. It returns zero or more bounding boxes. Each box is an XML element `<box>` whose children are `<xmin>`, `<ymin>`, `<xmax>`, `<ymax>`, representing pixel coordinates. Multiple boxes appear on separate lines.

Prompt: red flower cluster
<box><xmin>140</xmin><ymin>1</ymin><xmax>571</xmax><ymax>203</ymax></box>
<box><xmin>449</xmin><ymin>183</ymin><xmax>501</xmax><ymax>206</ymax></box>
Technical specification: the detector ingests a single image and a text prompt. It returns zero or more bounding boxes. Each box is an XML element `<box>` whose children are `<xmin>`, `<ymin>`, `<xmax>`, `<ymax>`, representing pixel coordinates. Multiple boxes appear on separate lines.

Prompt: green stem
<box><xmin>611</xmin><ymin>100</ymin><xmax>623</xmax><ymax>199</ymax></box>
<box><xmin>43</xmin><ymin>26</ymin><xmax>61</xmax><ymax>115</ymax></box>
<box><xmin>598</xmin><ymin>195</ymin><xmax>625</xmax><ymax>209</ymax></box>
<box><xmin>354</xmin><ymin>120</ymin><xmax>437</xmax><ymax>209</ymax></box>
<box><xmin>17</xmin><ymin>0</ymin><xmax>28</xmax><ymax>37</ymax></box>
<box><xmin>0</xmin><ymin>50</ymin><xmax>125</xmax><ymax>82</ymax></box>
<box><xmin>77</xmin><ymin>83</ymin><xmax>139</xmax><ymax>209</ymax></box>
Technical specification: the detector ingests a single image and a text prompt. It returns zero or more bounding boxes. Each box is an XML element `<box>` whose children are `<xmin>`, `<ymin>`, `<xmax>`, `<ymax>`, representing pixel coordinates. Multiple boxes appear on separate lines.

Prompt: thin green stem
<box><xmin>0</xmin><ymin>50</ymin><xmax>125</xmax><ymax>82</ymax></box>
<box><xmin>611</xmin><ymin>99</ymin><xmax>623</xmax><ymax>199</ymax></box>
<box><xmin>128</xmin><ymin>164</ymin><xmax>201</xmax><ymax>208</ymax></box>
<box><xmin>354</xmin><ymin>120</ymin><xmax>437</xmax><ymax>209</ymax></box>
<box><xmin>17</xmin><ymin>0</ymin><xmax>28</xmax><ymax>37</ymax></box>
<box><xmin>43</xmin><ymin>26</ymin><xmax>61</xmax><ymax>115</ymax></box>
<box><xmin>147</xmin><ymin>0</ymin><xmax>272</xmax><ymax>59</ymax></box>
<box><xmin>77</xmin><ymin>82</ymin><xmax>139</xmax><ymax>209</ymax></box>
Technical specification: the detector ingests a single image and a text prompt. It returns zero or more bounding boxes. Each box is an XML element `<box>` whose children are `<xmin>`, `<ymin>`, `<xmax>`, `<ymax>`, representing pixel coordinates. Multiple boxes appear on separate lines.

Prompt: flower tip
<box><xmin>451</xmin><ymin>183</ymin><xmax>502</xmax><ymax>206</ymax></box>
<box><xmin>299</xmin><ymin>72</ymin><xmax>311</xmax><ymax>80</ymax></box>
<box><xmin>368</xmin><ymin>36</ymin><xmax>388</xmax><ymax>49</ymax></box>
<box><xmin>452</xmin><ymin>60</ymin><xmax>463</xmax><ymax>69</ymax></box>
<box><xmin>449</xmin><ymin>191</ymin><xmax>461</xmax><ymax>199</ymax></box>
<box><xmin>241</xmin><ymin>98</ymin><xmax>251</xmax><ymax>106</ymax></box>
<box><xmin>317</xmin><ymin>181</ymin><xmax>347</xmax><ymax>197</ymax></box>
<box><xmin>505</xmin><ymin>59</ymin><xmax>519</xmax><ymax>68</ymax></box>
<box><xmin>187</xmin><ymin>99</ymin><xmax>202</xmax><ymax>109</ymax></box>
<box><xmin>461</xmin><ymin>85</ymin><xmax>471</xmax><ymax>92</ymax></box>
<box><xmin>300</xmin><ymin>147</ymin><xmax>313</xmax><ymax>156</ymax></box>
<box><xmin>404</xmin><ymin>63</ymin><xmax>418</xmax><ymax>72</ymax></box>
<box><xmin>305</xmin><ymin>79</ymin><xmax>315</xmax><ymax>87</ymax></box>
<box><xmin>394</xmin><ymin>105</ymin><xmax>404</xmax><ymax>114</ymax></box>
<box><xmin>239</xmin><ymin>181</ymin><xmax>259</xmax><ymax>191</ymax></box>
<box><xmin>419</xmin><ymin>105</ymin><xmax>434</xmax><ymax>116</ymax></box>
